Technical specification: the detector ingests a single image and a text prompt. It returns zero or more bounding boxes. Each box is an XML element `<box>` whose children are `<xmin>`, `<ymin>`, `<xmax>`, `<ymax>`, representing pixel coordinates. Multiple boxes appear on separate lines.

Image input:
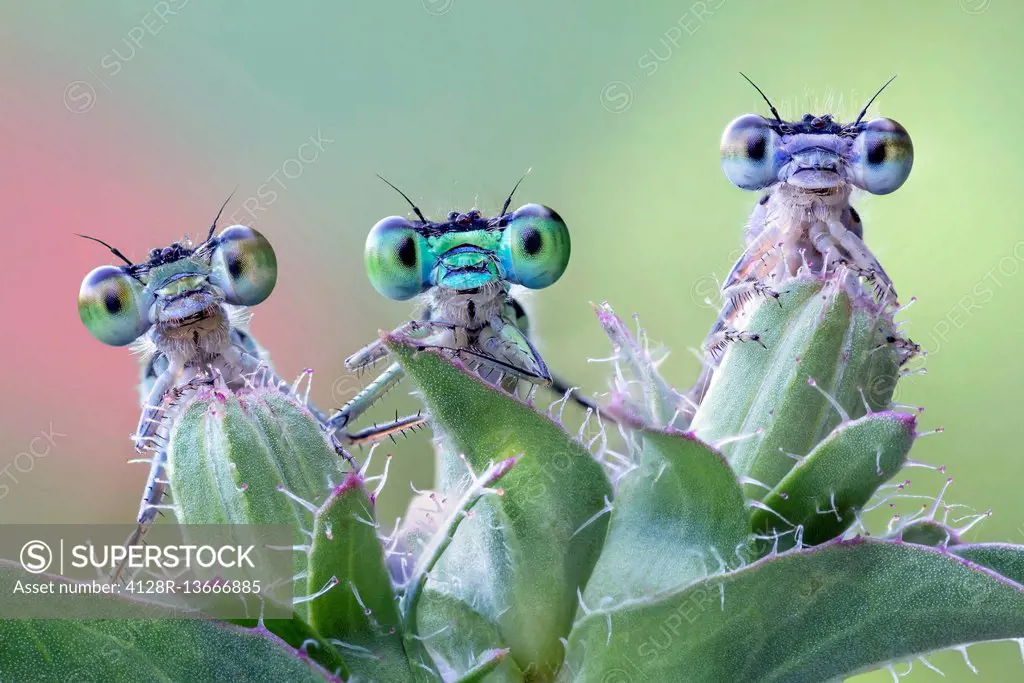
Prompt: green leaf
<box><xmin>690</xmin><ymin>277</ymin><xmax>901</xmax><ymax>499</ymax></box>
<box><xmin>455</xmin><ymin>649</ymin><xmax>513</xmax><ymax>683</ymax></box>
<box><xmin>583</xmin><ymin>428</ymin><xmax>750</xmax><ymax>606</ymax></box>
<box><xmin>169</xmin><ymin>389</ymin><xmax>341</xmax><ymax>527</ymax></box>
<box><xmin>400</xmin><ymin>458</ymin><xmax>518</xmax><ymax>632</ymax></box>
<box><xmin>952</xmin><ymin>544</ymin><xmax>1024</xmax><ymax>584</ymax></box>
<box><xmin>594</xmin><ymin>302</ymin><xmax>687</xmax><ymax>428</ymax></box>
<box><xmin>306</xmin><ymin>472</ymin><xmax>417</xmax><ymax>682</ymax></box>
<box><xmin>0</xmin><ymin>561</ymin><xmax>334</xmax><ymax>683</ymax></box>
<box><xmin>228</xmin><ymin>614</ymin><xmax>349</xmax><ymax>678</ymax></box>
<box><xmin>385</xmin><ymin>334</ymin><xmax>613</xmax><ymax>680</ymax></box>
<box><xmin>751</xmin><ymin>411</ymin><xmax>917</xmax><ymax>552</ymax></box>
<box><xmin>417</xmin><ymin>591</ymin><xmax>525</xmax><ymax>683</ymax></box>
<box><xmin>562</xmin><ymin>539</ymin><xmax>1024</xmax><ymax>683</ymax></box>
<box><xmin>168</xmin><ymin>388</ymin><xmax>345</xmax><ymax>618</ymax></box>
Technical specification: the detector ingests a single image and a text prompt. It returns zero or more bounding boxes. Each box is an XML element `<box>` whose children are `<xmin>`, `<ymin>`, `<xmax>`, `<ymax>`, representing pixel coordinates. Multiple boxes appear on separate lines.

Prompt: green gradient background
<box><xmin>2</xmin><ymin>0</ymin><xmax>1023</xmax><ymax>680</ymax></box>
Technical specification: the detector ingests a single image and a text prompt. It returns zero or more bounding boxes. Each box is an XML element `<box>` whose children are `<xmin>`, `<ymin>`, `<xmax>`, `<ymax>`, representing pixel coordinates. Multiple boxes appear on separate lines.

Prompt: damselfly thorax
<box><xmin>735</xmin><ymin>183</ymin><xmax>863</xmax><ymax>283</ymax></box>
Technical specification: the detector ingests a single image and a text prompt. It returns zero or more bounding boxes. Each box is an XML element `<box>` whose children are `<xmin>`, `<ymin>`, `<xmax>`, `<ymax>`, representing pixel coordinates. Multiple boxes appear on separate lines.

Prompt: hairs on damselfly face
<box><xmin>722</xmin><ymin>74</ymin><xmax>913</xmax><ymax>197</ymax></box>
<box><xmin>77</xmin><ymin>196</ymin><xmax>277</xmax><ymax>353</ymax></box>
<box><xmin>328</xmin><ymin>175</ymin><xmax>600</xmax><ymax>436</ymax></box>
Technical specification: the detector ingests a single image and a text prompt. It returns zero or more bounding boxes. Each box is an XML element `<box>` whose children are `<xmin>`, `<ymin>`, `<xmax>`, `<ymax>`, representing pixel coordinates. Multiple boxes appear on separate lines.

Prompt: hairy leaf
<box><xmin>583</xmin><ymin>428</ymin><xmax>750</xmax><ymax>606</ymax></box>
<box><xmin>0</xmin><ymin>562</ymin><xmax>334</xmax><ymax>682</ymax></box>
<box><xmin>690</xmin><ymin>277</ymin><xmax>900</xmax><ymax>499</ymax></box>
<box><xmin>752</xmin><ymin>411</ymin><xmax>916</xmax><ymax>552</ymax></box>
<box><xmin>386</xmin><ymin>334</ymin><xmax>612</xmax><ymax>680</ymax></box>
<box><xmin>563</xmin><ymin>539</ymin><xmax>1024</xmax><ymax>683</ymax></box>
<box><xmin>307</xmin><ymin>472</ymin><xmax>416</xmax><ymax>681</ymax></box>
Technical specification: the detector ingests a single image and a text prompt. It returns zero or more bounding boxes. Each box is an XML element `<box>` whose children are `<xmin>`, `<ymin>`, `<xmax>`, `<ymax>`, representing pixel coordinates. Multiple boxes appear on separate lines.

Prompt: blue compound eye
<box><xmin>720</xmin><ymin>114</ymin><xmax>783</xmax><ymax>190</ymax></box>
<box><xmin>851</xmin><ymin>118</ymin><xmax>913</xmax><ymax>195</ymax></box>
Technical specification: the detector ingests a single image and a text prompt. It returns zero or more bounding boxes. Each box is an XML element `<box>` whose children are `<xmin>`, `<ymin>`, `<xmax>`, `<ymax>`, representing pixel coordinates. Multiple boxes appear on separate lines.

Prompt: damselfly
<box><xmin>708</xmin><ymin>75</ymin><xmax>913</xmax><ymax>356</ymax></box>
<box><xmin>685</xmin><ymin>76</ymin><xmax>914</xmax><ymax>409</ymax></box>
<box><xmin>78</xmin><ymin>202</ymin><xmax>377</xmax><ymax>580</ymax></box>
<box><xmin>329</xmin><ymin>177</ymin><xmax>595</xmax><ymax>435</ymax></box>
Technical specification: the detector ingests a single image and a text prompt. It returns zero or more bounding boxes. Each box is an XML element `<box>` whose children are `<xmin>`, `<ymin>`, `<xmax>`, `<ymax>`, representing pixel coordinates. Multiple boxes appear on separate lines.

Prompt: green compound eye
<box><xmin>500</xmin><ymin>204</ymin><xmax>570</xmax><ymax>289</ymax></box>
<box><xmin>365</xmin><ymin>216</ymin><xmax>433</xmax><ymax>300</ymax></box>
<box><xmin>210</xmin><ymin>225</ymin><xmax>278</xmax><ymax>306</ymax></box>
<box><xmin>78</xmin><ymin>265</ymin><xmax>153</xmax><ymax>346</ymax></box>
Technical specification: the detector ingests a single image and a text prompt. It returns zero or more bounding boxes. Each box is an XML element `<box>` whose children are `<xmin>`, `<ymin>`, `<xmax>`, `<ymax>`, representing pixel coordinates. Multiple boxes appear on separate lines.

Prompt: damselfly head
<box><xmin>78</xmin><ymin>225</ymin><xmax>277</xmax><ymax>346</ymax></box>
<box><xmin>364</xmin><ymin>203</ymin><xmax>570</xmax><ymax>300</ymax></box>
<box><xmin>721</xmin><ymin>77</ymin><xmax>913</xmax><ymax>196</ymax></box>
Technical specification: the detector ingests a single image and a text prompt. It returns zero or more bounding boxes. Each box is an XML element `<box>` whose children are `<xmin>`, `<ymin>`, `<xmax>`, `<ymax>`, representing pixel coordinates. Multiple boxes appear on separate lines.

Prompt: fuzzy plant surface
<box><xmin>6</xmin><ymin>270</ymin><xmax>1024</xmax><ymax>683</ymax></box>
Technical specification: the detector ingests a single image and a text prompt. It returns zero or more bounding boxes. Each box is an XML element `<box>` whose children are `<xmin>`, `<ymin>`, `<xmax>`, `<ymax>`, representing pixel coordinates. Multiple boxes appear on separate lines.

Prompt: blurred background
<box><xmin>1</xmin><ymin>0</ymin><xmax>1021</xmax><ymax>679</ymax></box>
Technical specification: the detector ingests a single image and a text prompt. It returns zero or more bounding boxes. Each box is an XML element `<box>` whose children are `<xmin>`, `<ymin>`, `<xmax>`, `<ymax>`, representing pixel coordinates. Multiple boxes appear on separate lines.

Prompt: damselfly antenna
<box><xmin>739</xmin><ymin>72</ymin><xmax>783</xmax><ymax>125</ymax></box>
<box><xmin>206</xmin><ymin>189</ymin><xmax>237</xmax><ymax>242</ymax></box>
<box><xmin>853</xmin><ymin>75</ymin><xmax>898</xmax><ymax>126</ymax></box>
<box><xmin>376</xmin><ymin>174</ymin><xmax>428</xmax><ymax>223</ymax></box>
<box><xmin>76</xmin><ymin>233</ymin><xmax>134</xmax><ymax>266</ymax></box>
<box><xmin>500</xmin><ymin>169</ymin><xmax>531</xmax><ymax>218</ymax></box>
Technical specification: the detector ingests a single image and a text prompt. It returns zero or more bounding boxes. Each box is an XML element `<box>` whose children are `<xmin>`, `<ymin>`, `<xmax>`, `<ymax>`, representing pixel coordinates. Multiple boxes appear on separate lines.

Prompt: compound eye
<box><xmin>851</xmin><ymin>118</ymin><xmax>913</xmax><ymax>195</ymax></box>
<box><xmin>78</xmin><ymin>266</ymin><xmax>153</xmax><ymax>346</ymax></box>
<box><xmin>210</xmin><ymin>225</ymin><xmax>278</xmax><ymax>306</ymax></box>
<box><xmin>365</xmin><ymin>216</ymin><xmax>432</xmax><ymax>300</ymax></box>
<box><xmin>720</xmin><ymin>114</ymin><xmax>783</xmax><ymax>190</ymax></box>
<box><xmin>499</xmin><ymin>204</ymin><xmax>570</xmax><ymax>289</ymax></box>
